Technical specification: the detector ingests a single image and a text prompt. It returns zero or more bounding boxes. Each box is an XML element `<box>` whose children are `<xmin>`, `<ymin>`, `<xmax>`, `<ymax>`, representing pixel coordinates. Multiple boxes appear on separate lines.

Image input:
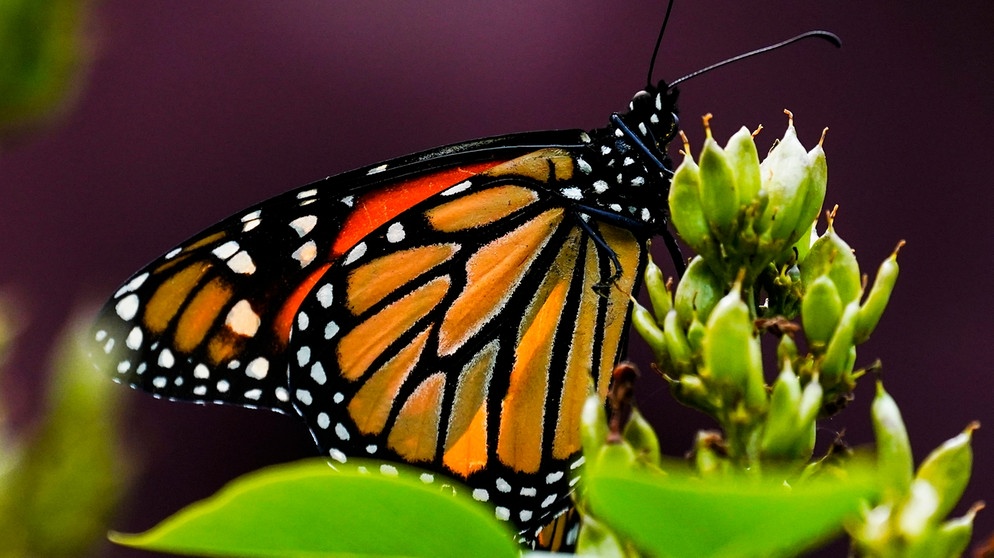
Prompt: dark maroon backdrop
<box><xmin>2</xmin><ymin>1</ymin><xmax>992</xmax><ymax>556</ymax></box>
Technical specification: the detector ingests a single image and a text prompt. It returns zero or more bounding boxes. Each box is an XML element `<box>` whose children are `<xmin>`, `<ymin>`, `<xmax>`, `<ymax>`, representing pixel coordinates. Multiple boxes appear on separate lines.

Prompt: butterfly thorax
<box><xmin>559</xmin><ymin>82</ymin><xmax>679</xmax><ymax>237</ymax></box>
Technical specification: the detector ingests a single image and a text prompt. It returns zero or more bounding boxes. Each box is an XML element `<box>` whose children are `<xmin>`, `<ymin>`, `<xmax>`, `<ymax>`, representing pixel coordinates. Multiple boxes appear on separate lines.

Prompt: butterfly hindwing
<box><xmin>286</xmin><ymin>149</ymin><xmax>646</xmax><ymax>535</ymax></box>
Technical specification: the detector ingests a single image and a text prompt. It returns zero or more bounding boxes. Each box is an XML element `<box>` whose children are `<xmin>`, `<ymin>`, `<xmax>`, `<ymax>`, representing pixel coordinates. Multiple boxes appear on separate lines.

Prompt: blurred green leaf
<box><xmin>0</xmin><ymin>317</ymin><xmax>130</xmax><ymax>558</ymax></box>
<box><xmin>586</xmin><ymin>461</ymin><xmax>880</xmax><ymax>558</ymax></box>
<box><xmin>0</xmin><ymin>0</ymin><xmax>89</xmax><ymax>134</ymax></box>
<box><xmin>111</xmin><ymin>459</ymin><xmax>520</xmax><ymax>558</ymax></box>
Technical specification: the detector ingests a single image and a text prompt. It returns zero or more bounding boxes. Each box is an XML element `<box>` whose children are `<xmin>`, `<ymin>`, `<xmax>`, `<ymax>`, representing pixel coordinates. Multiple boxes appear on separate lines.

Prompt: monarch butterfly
<box><xmin>90</xmin><ymin>81</ymin><xmax>680</xmax><ymax>543</ymax></box>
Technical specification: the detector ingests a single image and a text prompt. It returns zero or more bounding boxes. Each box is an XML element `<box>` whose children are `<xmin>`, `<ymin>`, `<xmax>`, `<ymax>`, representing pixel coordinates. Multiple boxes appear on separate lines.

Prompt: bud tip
<box><xmin>819</xmin><ymin>127</ymin><xmax>828</xmax><ymax>147</ymax></box>
<box><xmin>783</xmin><ymin>108</ymin><xmax>794</xmax><ymax>126</ymax></box>
<box><xmin>702</xmin><ymin>113</ymin><xmax>714</xmax><ymax>138</ymax></box>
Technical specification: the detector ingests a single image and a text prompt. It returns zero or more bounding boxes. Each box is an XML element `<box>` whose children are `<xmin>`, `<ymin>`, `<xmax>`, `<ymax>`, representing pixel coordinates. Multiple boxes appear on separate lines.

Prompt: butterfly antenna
<box><xmin>646</xmin><ymin>0</ymin><xmax>677</xmax><ymax>86</ymax></box>
<box><xmin>669</xmin><ymin>30</ymin><xmax>841</xmax><ymax>88</ymax></box>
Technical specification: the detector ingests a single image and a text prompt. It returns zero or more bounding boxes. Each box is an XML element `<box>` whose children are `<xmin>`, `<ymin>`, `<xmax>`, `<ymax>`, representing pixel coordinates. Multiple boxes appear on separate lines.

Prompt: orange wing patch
<box><xmin>346</xmin><ymin>244</ymin><xmax>459</xmax><ymax>316</ymax></box>
<box><xmin>349</xmin><ymin>327</ymin><xmax>432</xmax><ymax>435</ymax></box>
<box><xmin>388</xmin><ymin>372</ymin><xmax>446</xmax><ymax>463</ymax></box>
<box><xmin>437</xmin><ymin>208</ymin><xmax>564</xmax><ymax>356</ymax></box>
<box><xmin>173</xmin><ymin>277</ymin><xmax>233</xmax><ymax>353</ymax></box>
<box><xmin>595</xmin><ymin>224</ymin><xmax>641</xmax><ymax>399</ymax></box>
<box><xmin>425</xmin><ymin>185</ymin><xmax>539</xmax><ymax>232</ymax></box>
<box><xmin>143</xmin><ymin>262</ymin><xmax>213</xmax><ymax>334</ymax></box>
<box><xmin>442</xmin><ymin>340</ymin><xmax>498</xmax><ymax>477</ymax></box>
<box><xmin>338</xmin><ymin>276</ymin><xmax>450</xmax><ymax>381</ymax></box>
<box><xmin>332</xmin><ymin>161</ymin><xmax>502</xmax><ymax>258</ymax></box>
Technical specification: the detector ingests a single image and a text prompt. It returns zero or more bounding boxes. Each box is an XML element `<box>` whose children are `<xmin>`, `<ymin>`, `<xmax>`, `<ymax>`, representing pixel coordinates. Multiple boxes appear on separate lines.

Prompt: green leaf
<box><xmin>586</xmin><ymin>464</ymin><xmax>880</xmax><ymax>557</ymax></box>
<box><xmin>111</xmin><ymin>459</ymin><xmax>520</xmax><ymax>558</ymax></box>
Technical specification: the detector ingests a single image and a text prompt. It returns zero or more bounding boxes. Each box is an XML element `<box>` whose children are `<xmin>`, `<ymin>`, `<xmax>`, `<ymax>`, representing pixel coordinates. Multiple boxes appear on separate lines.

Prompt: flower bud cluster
<box><xmin>633</xmin><ymin>115</ymin><xmax>904</xmax><ymax>465</ymax></box>
<box><xmin>848</xmin><ymin>383</ymin><xmax>980</xmax><ymax>557</ymax></box>
<box><xmin>669</xmin><ymin>112</ymin><xmax>826</xmax><ymax>284</ymax></box>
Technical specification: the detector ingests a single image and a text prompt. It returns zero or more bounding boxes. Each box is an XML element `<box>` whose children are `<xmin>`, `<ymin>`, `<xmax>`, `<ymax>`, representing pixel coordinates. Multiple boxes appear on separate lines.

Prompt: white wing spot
<box><xmin>164</xmin><ymin>247</ymin><xmax>182</xmax><ymax>259</ymax></box>
<box><xmin>244</xmin><ymin>389</ymin><xmax>262</xmax><ymax>400</ymax></box>
<box><xmin>292</xmin><ymin>240</ymin><xmax>317</xmax><ymax>267</ymax></box>
<box><xmin>631</xmin><ymin>176</ymin><xmax>645</xmax><ymax>187</ymax></box>
<box><xmin>275</xmin><ymin>387</ymin><xmax>289</xmax><ymax>402</ymax></box>
<box><xmin>227</xmin><ymin>360</ymin><xmax>241</xmax><ymax>369</ymax></box>
<box><xmin>420</xmin><ymin>473</ymin><xmax>434</xmax><ymax>483</ymax></box>
<box><xmin>115</xmin><ymin>294</ymin><xmax>140</xmax><ymax>321</ymax></box>
<box><xmin>520</xmin><ymin>487</ymin><xmax>537</xmax><ymax>497</ymax></box>
<box><xmin>641</xmin><ymin>208</ymin><xmax>651</xmax><ymax>221</ymax></box>
<box><xmin>593</xmin><ymin>179</ymin><xmax>608</xmax><ymax>193</ymax></box>
<box><xmin>296</xmin><ymin>189</ymin><xmax>317</xmax><ymax>200</ymax></box>
<box><xmin>227</xmin><ymin>250</ymin><xmax>256</xmax><ymax>274</ymax></box>
<box><xmin>241</xmin><ymin>210</ymin><xmax>262</xmax><ymax>221</ymax></box>
<box><xmin>158</xmin><ymin>349</ymin><xmax>175</xmax><ymax>368</ymax></box>
<box><xmin>367</xmin><ymin>163</ymin><xmax>388</xmax><ymax>175</ymax></box>
<box><xmin>246</xmin><ymin>357</ymin><xmax>269</xmax><ymax>379</ymax></box>
<box><xmin>310</xmin><ymin>362</ymin><xmax>327</xmax><ymax>384</ymax></box>
<box><xmin>340</xmin><ymin>195</ymin><xmax>354</xmax><ymax>207</ymax></box>
<box><xmin>297</xmin><ymin>311</ymin><xmax>309</xmax><ymax>331</ymax></box>
<box><xmin>295</xmin><ymin>389</ymin><xmax>313</xmax><ymax>406</ymax></box>
<box><xmin>290</xmin><ymin>215</ymin><xmax>318</xmax><ymax>237</ymax></box>
<box><xmin>541</xmin><ymin>494</ymin><xmax>557</xmax><ymax>508</ymax></box>
<box><xmin>560</xmin><ymin>187</ymin><xmax>582</xmax><ymax>200</ymax></box>
<box><xmin>600</xmin><ymin>145</ymin><xmax>612</xmax><ymax>155</ymax></box>
<box><xmin>217</xmin><ymin>380</ymin><xmax>230</xmax><ymax>393</ymax></box>
<box><xmin>324</xmin><ymin>321</ymin><xmax>339</xmax><ymax>340</ymax></box>
<box><xmin>570</xmin><ymin>456</ymin><xmax>585</xmax><ymax>469</ymax></box>
<box><xmin>623</xmin><ymin>156</ymin><xmax>635</xmax><ymax>166</ymax></box>
<box><xmin>343</xmin><ymin>242</ymin><xmax>367</xmax><ymax>265</ymax></box>
<box><xmin>329</xmin><ymin>449</ymin><xmax>347</xmax><ymax>463</ymax></box>
<box><xmin>609</xmin><ymin>203</ymin><xmax>623</xmax><ymax>212</ymax></box>
<box><xmin>639</xmin><ymin>122</ymin><xmax>648</xmax><ymax>135</ymax></box>
<box><xmin>125</xmin><ymin>327</ymin><xmax>143</xmax><ymax>350</ymax></box>
<box><xmin>115</xmin><ymin>272</ymin><xmax>149</xmax><ymax>297</ymax></box>
<box><xmin>335</xmin><ymin>423</ymin><xmax>349</xmax><ymax>440</ymax></box>
<box><xmin>496</xmin><ymin>478</ymin><xmax>511</xmax><ymax>493</ymax></box>
<box><xmin>650</xmin><ymin>113</ymin><xmax>660</xmax><ymax>124</ymax></box>
<box><xmin>333</xmin><ymin>392</ymin><xmax>345</xmax><ymax>404</ymax></box>
<box><xmin>317</xmin><ymin>412</ymin><xmax>330</xmax><ymax>429</ymax></box>
<box><xmin>472</xmin><ymin>489</ymin><xmax>490</xmax><ymax>502</ymax></box>
<box><xmin>442</xmin><ymin>180</ymin><xmax>471</xmax><ymax>196</ymax></box>
<box><xmin>242</xmin><ymin>219</ymin><xmax>260</xmax><ymax>232</ymax></box>
<box><xmin>366</xmin><ymin>444</ymin><xmax>378</xmax><ymax>454</ymax></box>
<box><xmin>212</xmin><ymin>240</ymin><xmax>240</xmax><ymax>260</ymax></box>
<box><xmin>103</xmin><ymin>338</ymin><xmax>115</xmax><ymax>353</ymax></box>
<box><xmin>152</xmin><ymin>376</ymin><xmax>167</xmax><ymax>388</ymax></box>
<box><xmin>519</xmin><ymin>510</ymin><xmax>533</xmax><ymax>522</ymax></box>
<box><xmin>577</xmin><ymin>158</ymin><xmax>592</xmax><ymax>174</ymax></box>
<box><xmin>545</xmin><ymin>471</ymin><xmax>564</xmax><ymax>484</ymax></box>
<box><xmin>116</xmin><ymin>361</ymin><xmax>130</xmax><ymax>373</ymax></box>
<box><xmin>297</xmin><ymin>346</ymin><xmax>311</xmax><ymax>366</ymax></box>
<box><xmin>194</xmin><ymin>363</ymin><xmax>210</xmax><ymax>379</ymax></box>
<box><xmin>95</xmin><ymin>329</ymin><xmax>107</xmax><ymax>342</ymax></box>
<box><xmin>316</xmin><ymin>283</ymin><xmax>334</xmax><ymax>307</ymax></box>
<box><xmin>226</xmin><ymin>300</ymin><xmax>260</xmax><ymax>337</ymax></box>
<box><xmin>193</xmin><ymin>385</ymin><xmax>207</xmax><ymax>396</ymax></box>
<box><xmin>495</xmin><ymin>507</ymin><xmax>510</xmax><ymax>521</ymax></box>
<box><xmin>386</xmin><ymin>222</ymin><xmax>405</xmax><ymax>243</ymax></box>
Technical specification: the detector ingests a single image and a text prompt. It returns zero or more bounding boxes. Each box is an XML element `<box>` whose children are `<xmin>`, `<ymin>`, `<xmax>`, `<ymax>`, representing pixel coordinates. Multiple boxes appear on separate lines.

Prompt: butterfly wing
<box><xmin>287</xmin><ymin>147</ymin><xmax>646</xmax><ymax>535</ymax></box>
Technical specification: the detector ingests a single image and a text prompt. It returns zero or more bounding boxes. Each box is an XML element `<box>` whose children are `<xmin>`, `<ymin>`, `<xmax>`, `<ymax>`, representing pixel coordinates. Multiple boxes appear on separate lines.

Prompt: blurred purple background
<box><xmin>2</xmin><ymin>1</ymin><xmax>992</xmax><ymax>555</ymax></box>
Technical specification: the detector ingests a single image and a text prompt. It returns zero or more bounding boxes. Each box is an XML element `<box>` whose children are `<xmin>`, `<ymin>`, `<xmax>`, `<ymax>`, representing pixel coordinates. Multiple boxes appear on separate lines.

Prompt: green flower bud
<box><xmin>777</xmin><ymin>334</ymin><xmax>799</xmax><ymax>363</ymax></box>
<box><xmin>672</xmin><ymin>374</ymin><xmax>716</xmax><ymax>414</ymax></box>
<box><xmin>699</xmin><ymin>117</ymin><xmax>740</xmax><ymax>240</ymax></box>
<box><xmin>820</xmin><ymin>300</ymin><xmax>859</xmax><ymax>382</ymax></box>
<box><xmin>914</xmin><ymin>422</ymin><xmax>977</xmax><ymax>522</ymax></box>
<box><xmin>929</xmin><ymin>504</ymin><xmax>981</xmax><ymax>558</ymax></box>
<box><xmin>644</xmin><ymin>258</ymin><xmax>672</xmax><ymax>322</ymax></box>
<box><xmin>631</xmin><ymin>300</ymin><xmax>668</xmax><ymax>364</ymax></box>
<box><xmin>761</xmin><ymin>365</ymin><xmax>804</xmax><ymax>459</ymax></box>
<box><xmin>594</xmin><ymin>439</ymin><xmax>639</xmax><ymax>472</ymax></box>
<box><xmin>872</xmin><ymin>382</ymin><xmax>914</xmax><ymax>497</ymax></box>
<box><xmin>800</xmin><ymin>218</ymin><xmax>862</xmax><ymax>304</ymax></box>
<box><xmin>724</xmin><ymin>126</ymin><xmax>762</xmax><ymax>207</ymax></box>
<box><xmin>855</xmin><ymin>241</ymin><xmax>903</xmax><ymax>343</ymax></box>
<box><xmin>581</xmin><ymin>394</ymin><xmax>608</xmax><ymax>459</ymax></box>
<box><xmin>663</xmin><ymin>309</ymin><xmax>694</xmax><ymax>373</ymax></box>
<box><xmin>686</xmin><ymin>315</ymin><xmax>707</xmax><ymax>354</ymax></box>
<box><xmin>789</xmin><ymin>218</ymin><xmax>818</xmax><ymax>265</ymax></box>
<box><xmin>575</xmin><ymin>513</ymin><xmax>628</xmax><ymax>558</ymax></box>
<box><xmin>623</xmin><ymin>407</ymin><xmax>661</xmax><ymax>468</ymax></box>
<box><xmin>674</xmin><ymin>255</ymin><xmax>724</xmax><ymax>327</ymax></box>
<box><xmin>897</xmin><ymin>479</ymin><xmax>940</xmax><ymax>538</ymax></box>
<box><xmin>702</xmin><ymin>288</ymin><xmax>766</xmax><ymax>410</ymax></box>
<box><xmin>668</xmin><ymin>153</ymin><xmax>714</xmax><ymax>257</ymax></box>
<box><xmin>756</xmin><ymin>115</ymin><xmax>826</xmax><ymax>247</ymax></box>
<box><xmin>802</xmin><ymin>274</ymin><xmax>844</xmax><ymax>350</ymax></box>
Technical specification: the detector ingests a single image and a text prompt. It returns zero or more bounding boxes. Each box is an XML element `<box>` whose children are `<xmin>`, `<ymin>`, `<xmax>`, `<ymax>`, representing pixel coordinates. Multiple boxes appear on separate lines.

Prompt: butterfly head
<box><xmin>623</xmin><ymin>82</ymin><xmax>680</xmax><ymax>160</ymax></box>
